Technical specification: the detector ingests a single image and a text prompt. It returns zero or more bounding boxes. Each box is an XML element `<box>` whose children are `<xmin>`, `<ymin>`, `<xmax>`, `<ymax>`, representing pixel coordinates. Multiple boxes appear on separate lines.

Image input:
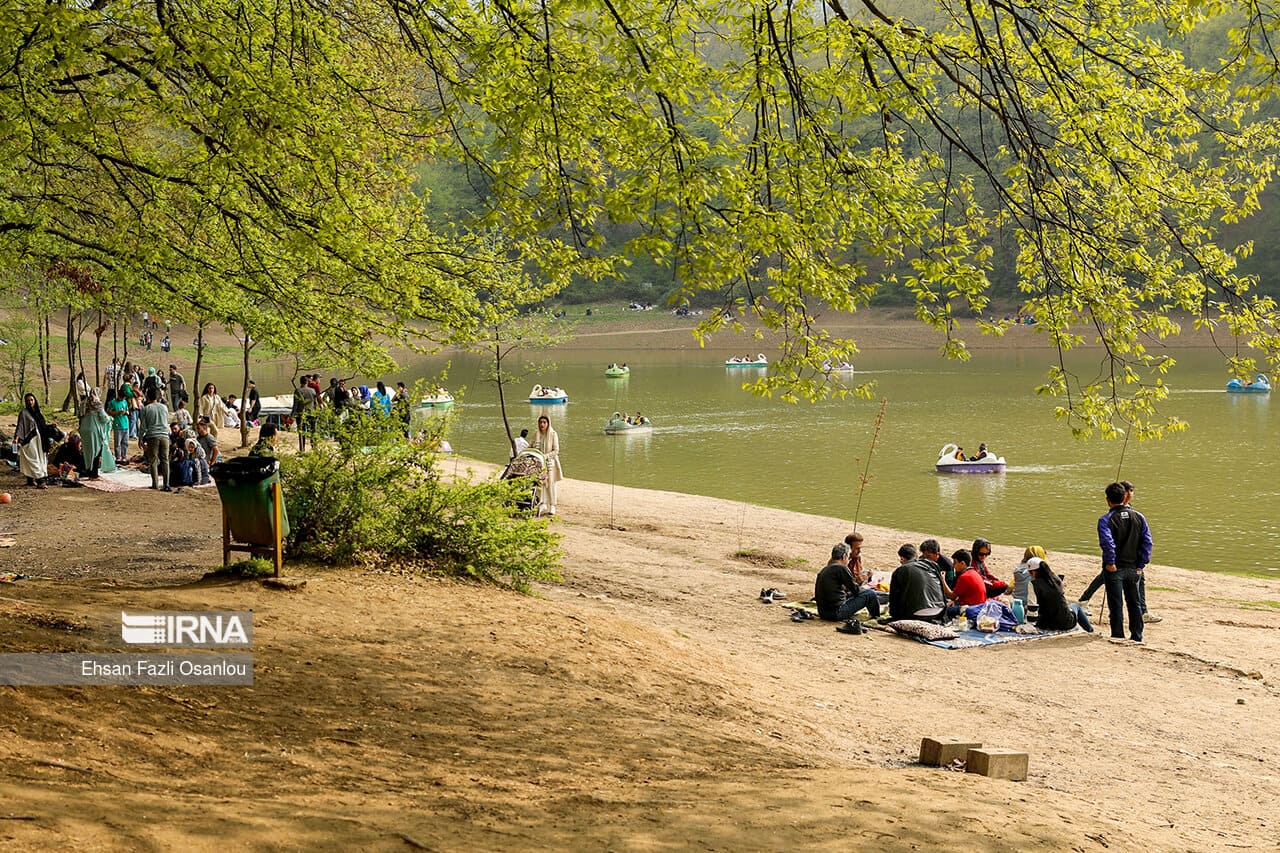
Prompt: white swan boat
<box><xmin>725</xmin><ymin>353</ymin><xmax>768</xmax><ymax>367</ymax></box>
<box><xmin>529</xmin><ymin>384</ymin><xmax>569</xmax><ymax>404</ymax></box>
<box><xmin>935</xmin><ymin>443</ymin><xmax>1006</xmax><ymax>474</ymax></box>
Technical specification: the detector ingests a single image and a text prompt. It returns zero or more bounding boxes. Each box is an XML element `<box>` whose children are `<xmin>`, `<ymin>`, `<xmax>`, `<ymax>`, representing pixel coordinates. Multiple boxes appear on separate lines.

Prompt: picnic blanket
<box><xmin>783</xmin><ymin>600</ymin><xmax>1083</xmax><ymax>648</ymax></box>
<box><xmin>907</xmin><ymin>626</ymin><xmax>1082</xmax><ymax>650</ymax></box>
<box><xmin>80</xmin><ymin>468</ymin><xmax>215</xmax><ymax>492</ymax></box>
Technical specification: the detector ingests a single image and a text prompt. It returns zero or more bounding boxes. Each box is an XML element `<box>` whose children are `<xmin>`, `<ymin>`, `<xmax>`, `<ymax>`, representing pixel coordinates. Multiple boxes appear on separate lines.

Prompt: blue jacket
<box><xmin>1098</xmin><ymin>504</ymin><xmax>1152</xmax><ymax>569</ymax></box>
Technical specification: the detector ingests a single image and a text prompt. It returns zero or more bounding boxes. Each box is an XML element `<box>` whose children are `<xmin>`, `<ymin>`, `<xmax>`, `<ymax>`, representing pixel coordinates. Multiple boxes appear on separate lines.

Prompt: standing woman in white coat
<box><xmin>196</xmin><ymin>382</ymin><xmax>228</xmax><ymax>437</ymax></box>
<box><xmin>533</xmin><ymin>414</ymin><xmax>562</xmax><ymax>516</ymax></box>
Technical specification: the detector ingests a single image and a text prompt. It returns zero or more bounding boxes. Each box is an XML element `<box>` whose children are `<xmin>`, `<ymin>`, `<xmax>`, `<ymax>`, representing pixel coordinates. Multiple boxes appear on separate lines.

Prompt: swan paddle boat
<box><xmin>935</xmin><ymin>443</ymin><xmax>1006</xmax><ymax>474</ymax></box>
<box><xmin>604</xmin><ymin>363</ymin><xmax>630</xmax><ymax>378</ymax></box>
<box><xmin>725</xmin><ymin>353</ymin><xmax>768</xmax><ymax>367</ymax></box>
<box><xmin>529</xmin><ymin>384</ymin><xmax>569</xmax><ymax>404</ymax></box>
<box><xmin>1227</xmin><ymin>373</ymin><xmax>1271</xmax><ymax>394</ymax></box>
<box><xmin>604</xmin><ymin>412</ymin><xmax>652</xmax><ymax>434</ymax></box>
<box><xmin>823</xmin><ymin>360</ymin><xmax>856</xmax><ymax>373</ymax></box>
<box><xmin>417</xmin><ymin>389</ymin><xmax>455</xmax><ymax>409</ymax></box>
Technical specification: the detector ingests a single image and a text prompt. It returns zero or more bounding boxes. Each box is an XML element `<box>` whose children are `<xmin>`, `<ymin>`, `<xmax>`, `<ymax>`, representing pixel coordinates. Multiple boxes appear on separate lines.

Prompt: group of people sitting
<box><xmin>814</xmin><ymin>532</ymin><xmax>1095</xmax><ymax>634</ymax></box>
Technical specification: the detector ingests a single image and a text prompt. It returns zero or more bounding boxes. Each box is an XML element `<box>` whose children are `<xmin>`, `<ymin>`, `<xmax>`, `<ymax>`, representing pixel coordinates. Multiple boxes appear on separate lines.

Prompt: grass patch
<box><xmin>204</xmin><ymin>558</ymin><xmax>276</xmax><ymax>579</ymax></box>
<box><xmin>732</xmin><ymin>549</ymin><xmax>809</xmax><ymax>571</ymax></box>
<box><xmin>1239</xmin><ymin>599</ymin><xmax>1280</xmax><ymax>611</ymax></box>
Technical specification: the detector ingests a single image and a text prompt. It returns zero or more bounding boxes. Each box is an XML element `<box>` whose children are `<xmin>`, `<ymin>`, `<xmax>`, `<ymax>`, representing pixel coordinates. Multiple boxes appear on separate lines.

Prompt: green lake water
<box><xmin>213</xmin><ymin>346</ymin><xmax>1279</xmax><ymax>578</ymax></box>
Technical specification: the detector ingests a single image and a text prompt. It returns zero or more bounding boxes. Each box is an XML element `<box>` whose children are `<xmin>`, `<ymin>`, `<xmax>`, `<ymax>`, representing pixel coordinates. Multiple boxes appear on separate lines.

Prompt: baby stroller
<box><xmin>500</xmin><ymin>448</ymin><xmax>547</xmax><ymax>513</ymax></box>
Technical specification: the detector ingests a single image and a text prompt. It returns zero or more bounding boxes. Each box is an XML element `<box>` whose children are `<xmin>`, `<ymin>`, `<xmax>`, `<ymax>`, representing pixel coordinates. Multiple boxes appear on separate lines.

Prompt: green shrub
<box><xmin>280</xmin><ymin>406</ymin><xmax>560</xmax><ymax>592</ymax></box>
<box><xmin>205</xmin><ymin>557</ymin><xmax>276</xmax><ymax>579</ymax></box>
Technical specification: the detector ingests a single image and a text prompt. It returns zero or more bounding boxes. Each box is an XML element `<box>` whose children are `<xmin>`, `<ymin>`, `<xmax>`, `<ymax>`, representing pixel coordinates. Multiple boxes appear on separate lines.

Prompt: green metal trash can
<box><xmin>211</xmin><ymin>457</ymin><xmax>289</xmax><ymax>574</ymax></box>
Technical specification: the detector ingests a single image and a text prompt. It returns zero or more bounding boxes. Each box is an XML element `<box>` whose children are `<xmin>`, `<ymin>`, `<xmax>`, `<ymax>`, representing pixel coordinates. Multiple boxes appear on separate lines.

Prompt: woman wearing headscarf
<box><xmin>15</xmin><ymin>393</ymin><xmax>49</xmax><ymax>488</ymax></box>
<box><xmin>969</xmin><ymin>537</ymin><xmax>1009</xmax><ymax>598</ymax></box>
<box><xmin>1027</xmin><ymin>558</ymin><xmax>1093</xmax><ymax>633</ymax></box>
<box><xmin>78</xmin><ymin>388</ymin><xmax>116</xmax><ymax>478</ymax></box>
<box><xmin>372</xmin><ymin>381</ymin><xmax>392</xmax><ymax>416</ymax></box>
<box><xmin>196</xmin><ymin>382</ymin><xmax>227</xmax><ymax>437</ymax></box>
<box><xmin>106</xmin><ymin>387</ymin><xmax>131</xmax><ymax>462</ymax></box>
<box><xmin>533</xmin><ymin>414</ymin><xmax>563</xmax><ymax>516</ymax></box>
<box><xmin>1012</xmin><ymin>545</ymin><xmax>1046</xmax><ymax>612</ymax></box>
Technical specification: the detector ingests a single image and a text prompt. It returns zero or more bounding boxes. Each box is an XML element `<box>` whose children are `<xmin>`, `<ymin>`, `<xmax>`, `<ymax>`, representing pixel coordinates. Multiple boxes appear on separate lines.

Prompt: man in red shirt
<box><xmin>951</xmin><ymin>549</ymin><xmax>989</xmax><ymax>607</ymax></box>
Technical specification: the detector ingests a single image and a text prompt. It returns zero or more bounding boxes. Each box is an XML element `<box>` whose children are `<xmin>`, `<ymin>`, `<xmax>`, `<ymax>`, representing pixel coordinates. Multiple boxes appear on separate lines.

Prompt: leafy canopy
<box><xmin>6</xmin><ymin>1</ymin><xmax>1280</xmax><ymax>434</ymax></box>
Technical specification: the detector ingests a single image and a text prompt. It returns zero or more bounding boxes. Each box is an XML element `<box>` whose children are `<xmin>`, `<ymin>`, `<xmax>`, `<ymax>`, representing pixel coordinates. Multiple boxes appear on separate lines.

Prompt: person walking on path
<box><xmin>139</xmin><ymin>386</ymin><xmax>172</xmax><ymax>491</ymax></box>
<box><xmin>167</xmin><ymin>364</ymin><xmax>187</xmax><ymax>410</ymax></box>
<box><xmin>533</xmin><ymin>414</ymin><xmax>562</xmax><ymax>516</ymax></box>
<box><xmin>1097</xmin><ymin>481</ymin><xmax>1152</xmax><ymax>643</ymax></box>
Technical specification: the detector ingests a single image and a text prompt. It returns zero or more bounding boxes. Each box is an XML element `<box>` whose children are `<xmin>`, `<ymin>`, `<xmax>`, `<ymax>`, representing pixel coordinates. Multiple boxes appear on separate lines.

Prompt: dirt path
<box><xmin>0</xmin><ymin>465</ymin><xmax>1276</xmax><ymax>850</ymax></box>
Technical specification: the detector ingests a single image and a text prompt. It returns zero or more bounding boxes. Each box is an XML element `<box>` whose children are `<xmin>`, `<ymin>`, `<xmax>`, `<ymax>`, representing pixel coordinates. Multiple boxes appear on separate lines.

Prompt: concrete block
<box><xmin>919</xmin><ymin>737</ymin><xmax>983</xmax><ymax>766</ymax></box>
<box><xmin>965</xmin><ymin>748</ymin><xmax>1028</xmax><ymax>781</ymax></box>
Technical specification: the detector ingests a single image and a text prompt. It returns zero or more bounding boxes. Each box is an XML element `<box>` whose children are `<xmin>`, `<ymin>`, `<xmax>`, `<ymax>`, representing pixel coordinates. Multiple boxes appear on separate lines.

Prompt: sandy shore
<box><xmin>0</xmin><ymin>452</ymin><xmax>1276</xmax><ymax>851</ymax></box>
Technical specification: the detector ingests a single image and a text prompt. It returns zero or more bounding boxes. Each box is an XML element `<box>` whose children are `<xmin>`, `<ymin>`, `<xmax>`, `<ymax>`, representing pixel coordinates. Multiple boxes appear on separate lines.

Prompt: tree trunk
<box><xmin>239</xmin><ymin>330</ymin><xmax>253</xmax><ymax>448</ymax></box>
<box><xmin>191</xmin><ymin>321</ymin><xmax>206</xmax><ymax>403</ymax></box>
<box><xmin>93</xmin><ymin>310</ymin><xmax>104</xmax><ymax>390</ymax></box>
<box><xmin>60</xmin><ymin>305</ymin><xmax>78</xmax><ymax>412</ymax></box>
<box><xmin>35</xmin><ymin>296</ymin><xmax>49</xmax><ymax>404</ymax></box>
<box><xmin>495</xmin><ymin>337</ymin><xmax>514</xmax><ymax>456</ymax></box>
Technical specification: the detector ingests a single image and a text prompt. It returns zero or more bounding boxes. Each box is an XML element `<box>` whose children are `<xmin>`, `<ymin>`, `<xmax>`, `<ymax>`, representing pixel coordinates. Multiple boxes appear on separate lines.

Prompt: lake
<box><xmin>213</xmin><ymin>345</ymin><xmax>1278</xmax><ymax>578</ymax></box>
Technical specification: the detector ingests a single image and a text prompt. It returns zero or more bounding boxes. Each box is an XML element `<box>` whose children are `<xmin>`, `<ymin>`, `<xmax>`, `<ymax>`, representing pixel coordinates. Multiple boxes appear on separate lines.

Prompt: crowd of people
<box><xmin>812</xmin><ymin>480</ymin><xmax>1155</xmax><ymax>643</ymax></box>
<box><xmin>7</xmin><ymin>358</ymin><xmax>284</xmax><ymax>492</ymax></box>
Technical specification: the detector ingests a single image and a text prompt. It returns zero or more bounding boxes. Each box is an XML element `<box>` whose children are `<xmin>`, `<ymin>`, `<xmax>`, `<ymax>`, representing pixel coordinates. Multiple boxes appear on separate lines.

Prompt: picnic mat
<box><xmin>80</xmin><ymin>468</ymin><xmax>155</xmax><ymax>492</ymax></box>
<box><xmin>909</xmin><ymin>626</ymin><xmax>1082</xmax><ymax>650</ymax></box>
<box><xmin>782</xmin><ymin>600</ymin><xmax>1083</xmax><ymax>648</ymax></box>
<box><xmin>80</xmin><ymin>469</ymin><xmax>215</xmax><ymax>492</ymax></box>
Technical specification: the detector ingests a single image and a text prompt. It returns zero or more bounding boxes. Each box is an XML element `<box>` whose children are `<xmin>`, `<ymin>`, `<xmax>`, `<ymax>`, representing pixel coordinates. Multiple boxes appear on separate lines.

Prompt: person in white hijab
<box><xmin>15</xmin><ymin>393</ymin><xmax>49</xmax><ymax>488</ymax></box>
<box><xmin>533</xmin><ymin>414</ymin><xmax>563</xmax><ymax>516</ymax></box>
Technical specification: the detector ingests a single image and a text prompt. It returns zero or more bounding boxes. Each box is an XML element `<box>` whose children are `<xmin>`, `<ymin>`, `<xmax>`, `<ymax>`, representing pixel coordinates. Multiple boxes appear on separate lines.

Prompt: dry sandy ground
<box><xmin>0</xmin><ymin>453</ymin><xmax>1277</xmax><ymax>852</ymax></box>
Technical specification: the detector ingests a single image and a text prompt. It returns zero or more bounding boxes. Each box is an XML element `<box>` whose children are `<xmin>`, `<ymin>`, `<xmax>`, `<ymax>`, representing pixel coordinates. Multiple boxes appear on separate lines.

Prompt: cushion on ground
<box><xmin>888</xmin><ymin>620</ymin><xmax>957</xmax><ymax>641</ymax></box>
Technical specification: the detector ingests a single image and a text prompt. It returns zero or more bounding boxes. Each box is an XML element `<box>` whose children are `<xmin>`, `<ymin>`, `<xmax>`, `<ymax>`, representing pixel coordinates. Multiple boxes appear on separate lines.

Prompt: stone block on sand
<box><xmin>919</xmin><ymin>737</ymin><xmax>982</xmax><ymax>767</ymax></box>
<box><xmin>964</xmin><ymin>748</ymin><xmax>1028</xmax><ymax>781</ymax></box>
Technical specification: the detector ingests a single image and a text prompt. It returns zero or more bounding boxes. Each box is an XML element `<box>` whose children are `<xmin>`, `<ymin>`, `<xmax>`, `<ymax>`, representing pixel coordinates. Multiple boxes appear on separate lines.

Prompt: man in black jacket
<box><xmin>889</xmin><ymin>543</ymin><xmax>947</xmax><ymax>621</ymax></box>
<box><xmin>1098</xmin><ymin>481</ymin><xmax>1153</xmax><ymax>643</ymax></box>
<box><xmin>814</xmin><ymin>543</ymin><xmax>880</xmax><ymax>622</ymax></box>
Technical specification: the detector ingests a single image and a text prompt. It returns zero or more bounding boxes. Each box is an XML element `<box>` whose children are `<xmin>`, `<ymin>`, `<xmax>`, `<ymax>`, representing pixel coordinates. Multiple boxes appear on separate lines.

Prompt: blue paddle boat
<box><xmin>529</xmin><ymin>384</ymin><xmax>569</xmax><ymax>404</ymax></box>
<box><xmin>1227</xmin><ymin>373</ymin><xmax>1271</xmax><ymax>394</ymax></box>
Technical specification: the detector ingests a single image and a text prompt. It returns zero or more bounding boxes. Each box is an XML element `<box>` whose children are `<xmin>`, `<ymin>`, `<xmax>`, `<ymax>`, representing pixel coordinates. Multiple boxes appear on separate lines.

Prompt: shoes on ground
<box><xmin>759</xmin><ymin>587</ymin><xmax>786</xmax><ymax>603</ymax></box>
<box><xmin>1142</xmin><ymin>612</ymin><xmax>1162</xmax><ymax>623</ymax></box>
<box><xmin>836</xmin><ymin>620</ymin><xmax>864</xmax><ymax>635</ymax></box>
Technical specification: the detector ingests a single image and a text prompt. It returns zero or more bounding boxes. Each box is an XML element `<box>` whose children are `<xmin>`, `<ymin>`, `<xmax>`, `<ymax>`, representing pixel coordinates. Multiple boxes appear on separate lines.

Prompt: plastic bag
<box><xmin>966</xmin><ymin>600</ymin><xmax>1018</xmax><ymax>633</ymax></box>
